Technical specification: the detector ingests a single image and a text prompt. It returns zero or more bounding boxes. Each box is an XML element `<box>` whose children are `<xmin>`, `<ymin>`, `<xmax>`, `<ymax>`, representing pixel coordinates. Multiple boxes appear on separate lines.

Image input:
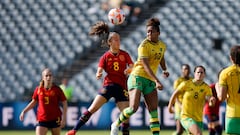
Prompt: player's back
<box><xmin>219</xmin><ymin>65</ymin><xmax>240</xmax><ymax>117</ymax></box>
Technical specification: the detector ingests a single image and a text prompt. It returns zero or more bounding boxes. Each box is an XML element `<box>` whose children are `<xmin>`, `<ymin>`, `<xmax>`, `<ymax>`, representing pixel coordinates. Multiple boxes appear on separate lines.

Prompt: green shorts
<box><xmin>180</xmin><ymin>117</ymin><xmax>203</xmax><ymax>134</ymax></box>
<box><xmin>226</xmin><ymin>117</ymin><xmax>240</xmax><ymax>134</ymax></box>
<box><xmin>127</xmin><ymin>75</ymin><xmax>156</xmax><ymax>95</ymax></box>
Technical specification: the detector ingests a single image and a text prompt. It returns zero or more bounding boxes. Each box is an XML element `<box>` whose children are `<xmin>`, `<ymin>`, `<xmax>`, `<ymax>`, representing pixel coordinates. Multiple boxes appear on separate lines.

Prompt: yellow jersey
<box><xmin>131</xmin><ymin>38</ymin><xmax>166</xmax><ymax>81</ymax></box>
<box><xmin>173</xmin><ymin>77</ymin><xmax>193</xmax><ymax>114</ymax></box>
<box><xmin>177</xmin><ymin>80</ymin><xmax>212</xmax><ymax>122</ymax></box>
<box><xmin>173</xmin><ymin>77</ymin><xmax>193</xmax><ymax>103</ymax></box>
<box><xmin>219</xmin><ymin>64</ymin><xmax>240</xmax><ymax>117</ymax></box>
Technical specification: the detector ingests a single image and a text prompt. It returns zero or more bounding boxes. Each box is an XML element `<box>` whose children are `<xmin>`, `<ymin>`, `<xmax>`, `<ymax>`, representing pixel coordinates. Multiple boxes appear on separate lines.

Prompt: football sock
<box><xmin>116</xmin><ymin>107</ymin><xmax>134</xmax><ymax>126</ymax></box>
<box><xmin>209</xmin><ymin>128</ymin><xmax>215</xmax><ymax>135</ymax></box>
<box><xmin>215</xmin><ymin>125</ymin><xmax>222</xmax><ymax>135</ymax></box>
<box><xmin>73</xmin><ymin>111</ymin><xmax>92</xmax><ymax>131</ymax></box>
<box><xmin>149</xmin><ymin>110</ymin><xmax>160</xmax><ymax>135</ymax></box>
<box><xmin>121</xmin><ymin>123</ymin><xmax>130</xmax><ymax>135</ymax></box>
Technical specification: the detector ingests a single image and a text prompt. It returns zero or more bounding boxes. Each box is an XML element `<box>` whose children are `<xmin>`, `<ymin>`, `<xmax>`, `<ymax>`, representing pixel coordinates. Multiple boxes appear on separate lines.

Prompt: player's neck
<box><xmin>44</xmin><ymin>84</ymin><xmax>52</xmax><ymax>90</ymax></box>
<box><xmin>192</xmin><ymin>79</ymin><xmax>203</xmax><ymax>85</ymax></box>
<box><xmin>110</xmin><ymin>49</ymin><xmax>119</xmax><ymax>55</ymax></box>
<box><xmin>182</xmin><ymin>76</ymin><xmax>190</xmax><ymax>80</ymax></box>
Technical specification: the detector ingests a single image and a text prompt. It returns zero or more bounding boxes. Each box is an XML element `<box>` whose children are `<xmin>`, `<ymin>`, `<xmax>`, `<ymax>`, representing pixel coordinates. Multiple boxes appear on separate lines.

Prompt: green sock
<box><xmin>149</xmin><ymin>110</ymin><xmax>160</xmax><ymax>135</ymax></box>
<box><xmin>116</xmin><ymin>107</ymin><xmax>134</xmax><ymax>126</ymax></box>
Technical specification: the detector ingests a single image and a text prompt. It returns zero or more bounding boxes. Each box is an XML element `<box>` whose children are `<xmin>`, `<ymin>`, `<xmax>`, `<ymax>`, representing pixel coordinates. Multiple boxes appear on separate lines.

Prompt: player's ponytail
<box><xmin>89</xmin><ymin>21</ymin><xmax>110</xmax><ymax>47</ymax></box>
<box><xmin>230</xmin><ymin>45</ymin><xmax>240</xmax><ymax>65</ymax></box>
<box><xmin>39</xmin><ymin>80</ymin><xmax>44</xmax><ymax>88</ymax></box>
<box><xmin>39</xmin><ymin>69</ymin><xmax>45</xmax><ymax>88</ymax></box>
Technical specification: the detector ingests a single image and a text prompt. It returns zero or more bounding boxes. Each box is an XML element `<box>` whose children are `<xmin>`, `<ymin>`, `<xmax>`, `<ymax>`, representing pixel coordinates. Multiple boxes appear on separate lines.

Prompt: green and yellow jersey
<box><xmin>177</xmin><ymin>80</ymin><xmax>212</xmax><ymax>122</ymax></box>
<box><xmin>173</xmin><ymin>77</ymin><xmax>193</xmax><ymax>118</ymax></box>
<box><xmin>131</xmin><ymin>38</ymin><xmax>166</xmax><ymax>81</ymax></box>
<box><xmin>174</xmin><ymin>77</ymin><xmax>193</xmax><ymax>102</ymax></box>
<box><xmin>219</xmin><ymin>64</ymin><xmax>240</xmax><ymax>117</ymax></box>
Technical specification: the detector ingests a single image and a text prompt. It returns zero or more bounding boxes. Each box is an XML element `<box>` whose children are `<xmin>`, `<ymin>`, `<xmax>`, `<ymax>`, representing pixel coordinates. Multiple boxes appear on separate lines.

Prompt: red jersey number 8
<box><xmin>113</xmin><ymin>62</ymin><xmax>119</xmax><ymax>71</ymax></box>
<box><xmin>44</xmin><ymin>97</ymin><xmax>49</xmax><ymax>104</ymax></box>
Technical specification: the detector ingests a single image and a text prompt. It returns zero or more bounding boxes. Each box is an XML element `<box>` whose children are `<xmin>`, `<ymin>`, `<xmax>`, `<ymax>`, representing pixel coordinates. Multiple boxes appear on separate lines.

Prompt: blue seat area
<box><xmin>0</xmin><ymin>0</ymin><xmax>240</xmax><ymax>102</ymax></box>
<box><xmin>0</xmin><ymin>0</ymin><xmax>108</xmax><ymax>102</ymax></box>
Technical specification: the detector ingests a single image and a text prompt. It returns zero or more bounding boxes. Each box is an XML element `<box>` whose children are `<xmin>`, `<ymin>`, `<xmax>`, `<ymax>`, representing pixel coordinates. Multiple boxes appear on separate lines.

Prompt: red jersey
<box><xmin>32</xmin><ymin>85</ymin><xmax>66</xmax><ymax>122</ymax></box>
<box><xmin>204</xmin><ymin>83</ymin><xmax>221</xmax><ymax>115</ymax></box>
<box><xmin>98</xmin><ymin>50</ymin><xmax>133</xmax><ymax>89</ymax></box>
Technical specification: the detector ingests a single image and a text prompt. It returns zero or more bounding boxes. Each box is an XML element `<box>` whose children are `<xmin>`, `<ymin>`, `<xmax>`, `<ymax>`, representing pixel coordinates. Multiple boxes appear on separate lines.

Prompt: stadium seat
<box><xmin>0</xmin><ymin>0</ymin><xmax>240</xmax><ymax>102</ymax></box>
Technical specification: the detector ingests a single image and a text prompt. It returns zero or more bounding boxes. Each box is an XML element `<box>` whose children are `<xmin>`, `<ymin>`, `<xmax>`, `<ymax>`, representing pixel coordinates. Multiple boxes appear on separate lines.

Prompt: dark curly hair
<box><xmin>89</xmin><ymin>21</ymin><xmax>109</xmax><ymax>36</ymax></box>
<box><xmin>89</xmin><ymin>21</ymin><xmax>110</xmax><ymax>47</ymax></box>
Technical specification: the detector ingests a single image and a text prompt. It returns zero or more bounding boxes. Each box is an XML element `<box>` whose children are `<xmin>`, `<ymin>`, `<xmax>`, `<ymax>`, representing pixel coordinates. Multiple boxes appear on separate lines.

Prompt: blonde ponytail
<box><xmin>39</xmin><ymin>80</ymin><xmax>44</xmax><ymax>88</ymax></box>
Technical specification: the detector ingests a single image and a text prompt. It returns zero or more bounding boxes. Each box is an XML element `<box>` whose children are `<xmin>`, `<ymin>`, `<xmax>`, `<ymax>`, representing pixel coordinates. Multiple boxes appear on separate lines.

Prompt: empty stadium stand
<box><xmin>0</xmin><ymin>0</ymin><xmax>239</xmax><ymax>102</ymax></box>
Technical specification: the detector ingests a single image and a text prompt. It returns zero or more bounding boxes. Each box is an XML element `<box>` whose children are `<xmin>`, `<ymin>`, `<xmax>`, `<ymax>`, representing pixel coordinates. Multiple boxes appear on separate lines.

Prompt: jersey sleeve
<box><xmin>176</xmin><ymin>81</ymin><xmax>187</xmax><ymax>93</ymax></box>
<box><xmin>125</xmin><ymin>52</ymin><xmax>134</xmax><ymax>65</ymax></box>
<box><xmin>138</xmin><ymin>42</ymin><xmax>149</xmax><ymax>58</ymax></box>
<box><xmin>205</xmin><ymin>85</ymin><xmax>213</xmax><ymax>96</ymax></box>
<box><xmin>32</xmin><ymin>87</ymin><xmax>39</xmax><ymax>100</ymax></box>
<box><xmin>219</xmin><ymin>69</ymin><xmax>227</xmax><ymax>87</ymax></box>
<box><xmin>98</xmin><ymin>53</ymin><xmax>106</xmax><ymax>68</ymax></box>
<box><xmin>173</xmin><ymin>79</ymin><xmax>180</xmax><ymax>90</ymax></box>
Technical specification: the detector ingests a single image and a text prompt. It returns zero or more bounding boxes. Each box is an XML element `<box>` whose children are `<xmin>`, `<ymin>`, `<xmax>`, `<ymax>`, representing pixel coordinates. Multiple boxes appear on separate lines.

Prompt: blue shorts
<box><xmin>99</xmin><ymin>83</ymin><xmax>129</xmax><ymax>103</ymax></box>
<box><xmin>204</xmin><ymin>114</ymin><xmax>219</xmax><ymax>123</ymax></box>
<box><xmin>36</xmin><ymin>117</ymin><xmax>61</xmax><ymax>128</ymax></box>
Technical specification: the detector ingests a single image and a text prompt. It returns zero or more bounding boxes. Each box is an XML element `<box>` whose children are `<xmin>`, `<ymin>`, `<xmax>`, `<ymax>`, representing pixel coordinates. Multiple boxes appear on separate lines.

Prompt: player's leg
<box><xmin>181</xmin><ymin>117</ymin><xmax>203</xmax><ymax>135</ymax></box>
<box><xmin>116</xmin><ymin>89</ymin><xmax>141</xmax><ymax>125</ymax></box>
<box><xmin>117</xmin><ymin>101</ymin><xmax>130</xmax><ymax>135</ymax></box>
<box><xmin>36</xmin><ymin>126</ymin><xmax>48</xmax><ymax>135</ymax></box>
<box><xmin>173</xmin><ymin>103</ymin><xmax>184</xmax><ymax>135</ymax></box>
<box><xmin>111</xmin><ymin>89</ymin><xmax>141</xmax><ymax>135</ymax></box>
<box><xmin>205</xmin><ymin>114</ymin><xmax>216</xmax><ymax>135</ymax></box>
<box><xmin>176</xmin><ymin>119</ymin><xmax>184</xmax><ymax>135</ymax></box>
<box><xmin>115</xmin><ymin>85</ymin><xmax>131</xmax><ymax>135</ymax></box>
<box><xmin>111</xmin><ymin>75</ymin><xmax>143</xmax><ymax>135</ymax></box>
<box><xmin>212</xmin><ymin>115</ymin><xmax>222</xmax><ymax>135</ymax></box>
<box><xmin>188</xmin><ymin>120</ymin><xmax>203</xmax><ymax>135</ymax></box>
<box><xmin>66</xmin><ymin>95</ymin><xmax>108</xmax><ymax>135</ymax></box>
<box><xmin>51</xmin><ymin>127</ymin><xmax>61</xmax><ymax>135</ymax></box>
<box><xmin>75</xmin><ymin>95</ymin><xmax>107</xmax><ymax>128</ymax></box>
<box><xmin>214</xmin><ymin>124</ymin><xmax>222</xmax><ymax>135</ymax></box>
<box><xmin>144</xmin><ymin>89</ymin><xmax>160</xmax><ymax>135</ymax></box>
<box><xmin>207</xmin><ymin>123</ymin><xmax>215</xmax><ymax>135</ymax></box>
<box><xmin>188</xmin><ymin>124</ymin><xmax>202</xmax><ymax>135</ymax></box>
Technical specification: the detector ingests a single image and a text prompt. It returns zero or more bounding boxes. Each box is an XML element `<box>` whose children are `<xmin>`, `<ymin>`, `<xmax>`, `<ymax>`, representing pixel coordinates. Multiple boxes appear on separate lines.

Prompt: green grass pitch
<box><xmin>0</xmin><ymin>130</ymin><xmax>227</xmax><ymax>135</ymax></box>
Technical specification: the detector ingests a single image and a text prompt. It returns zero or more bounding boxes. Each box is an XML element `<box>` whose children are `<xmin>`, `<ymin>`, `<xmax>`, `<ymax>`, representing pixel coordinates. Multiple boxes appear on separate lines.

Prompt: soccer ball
<box><xmin>108</xmin><ymin>8</ymin><xmax>125</xmax><ymax>25</ymax></box>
